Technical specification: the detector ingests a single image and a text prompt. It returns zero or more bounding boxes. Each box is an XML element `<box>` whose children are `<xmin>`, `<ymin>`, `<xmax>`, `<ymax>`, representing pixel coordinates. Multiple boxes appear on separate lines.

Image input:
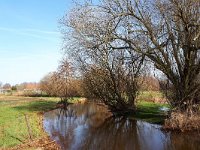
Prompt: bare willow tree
<box><xmin>0</xmin><ymin>82</ymin><xmax>2</xmax><ymax>88</ymax></box>
<box><xmin>83</xmin><ymin>0</ymin><xmax>200</xmax><ymax>115</ymax></box>
<box><xmin>61</xmin><ymin>3</ymin><xmax>145</xmax><ymax>113</ymax></box>
<box><xmin>82</xmin><ymin>53</ymin><xmax>144</xmax><ymax>113</ymax></box>
<box><xmin>55</xmin><ymin>59</ymin><xmax>76</xmax><ymax>104</ymax></box>
<box><xmin>40</xmin><ymin>72</ymin><xmax>56</xmax><ymax>96</ymax></box>
<box><xmin>40</xmin><ymin>59</ymin><xmax>76</xmax><ymax>104</ymax></box>
<box><xmin>61</xmin><ymin>0</ymin><xmax>200</xmax><ymax>115</ymax></box>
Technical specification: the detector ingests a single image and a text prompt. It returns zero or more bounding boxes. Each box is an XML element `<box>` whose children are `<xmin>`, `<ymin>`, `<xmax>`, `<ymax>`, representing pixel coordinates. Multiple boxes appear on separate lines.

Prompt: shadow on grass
<box><xmin>132</xmin><ymin>102</ymin><xmax>168</xmax><ymax>124</ymax></box>
<box><xmin>12</xmin><ymin>100</ymin><xmax>58</xmax><ymax>112</ymax></box>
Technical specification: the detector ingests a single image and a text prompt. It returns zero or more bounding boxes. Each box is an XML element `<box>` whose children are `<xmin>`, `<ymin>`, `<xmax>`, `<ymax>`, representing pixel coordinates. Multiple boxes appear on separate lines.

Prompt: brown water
<box><xmin>43</xmin><ymin>103</ymin><xmax>200</xmax><ymax>150</ymax></box>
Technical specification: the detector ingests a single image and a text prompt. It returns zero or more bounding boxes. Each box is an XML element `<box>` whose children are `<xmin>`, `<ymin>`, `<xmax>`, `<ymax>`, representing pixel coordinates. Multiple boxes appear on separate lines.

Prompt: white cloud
<box><xmin>0</xmin><ymin>27</ymin><xmax>60</xmax><ymax>42</ymax></box>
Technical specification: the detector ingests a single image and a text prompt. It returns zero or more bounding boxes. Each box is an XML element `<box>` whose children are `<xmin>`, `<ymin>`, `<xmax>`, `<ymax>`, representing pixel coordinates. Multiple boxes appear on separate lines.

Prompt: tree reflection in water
<box><xmin>80</xmin><ymin>117</ymin><xmax>141</xmax><ymax>150</ymax></box>
<box><xmin>44</xmin><ymin>103</ymin><xmax>200</xmax><ymax>150</ymax></box>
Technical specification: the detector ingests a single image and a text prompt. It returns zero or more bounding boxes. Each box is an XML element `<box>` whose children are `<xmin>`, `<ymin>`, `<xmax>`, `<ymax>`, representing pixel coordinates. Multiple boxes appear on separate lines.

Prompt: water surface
<box><xmin>44</xmin><ymin>103</ymin><xmax>200</xmax><ymax>150</ymax></box>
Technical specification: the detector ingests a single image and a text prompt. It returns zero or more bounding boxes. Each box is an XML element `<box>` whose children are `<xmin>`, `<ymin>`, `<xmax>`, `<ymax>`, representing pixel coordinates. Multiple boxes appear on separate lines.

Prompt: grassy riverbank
<box><xmin>0</xmin><ymin>94</ymin><xmax>168</xmax><ymax>148</ymax></box>
<box><xmin>0</xmin><ymin>96</ymin><xmax>60</xmax><ymax>148</ymax></box>
<box><xmin>0</xmin><ymin>95</ymin><xmax>84</xmax><ymax>149</ymax></box>
<box><xmin>136</xmin><ymin>101</ymin><xmax>169</xmax><ymax>124</ymax></box>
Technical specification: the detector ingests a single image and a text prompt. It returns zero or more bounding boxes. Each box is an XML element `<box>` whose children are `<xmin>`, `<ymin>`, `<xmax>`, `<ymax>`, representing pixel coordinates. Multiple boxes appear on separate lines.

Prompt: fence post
<box><xmin>24</xmin><ymin>114</ymin><xmax>33</xmax><ymax>140</ymax></box>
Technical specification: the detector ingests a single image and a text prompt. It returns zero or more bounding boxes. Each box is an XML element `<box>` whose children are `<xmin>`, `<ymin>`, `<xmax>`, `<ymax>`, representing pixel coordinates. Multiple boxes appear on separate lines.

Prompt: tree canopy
<box><xmin>61</xmin><ymin>0</ymin><xmax>200</xmax><ymax>115</ymax></box>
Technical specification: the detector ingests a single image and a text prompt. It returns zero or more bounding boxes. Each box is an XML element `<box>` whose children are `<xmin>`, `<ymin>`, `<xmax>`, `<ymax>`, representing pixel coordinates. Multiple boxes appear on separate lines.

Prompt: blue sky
<box><xmin>0</xmin><ymin>0</ymin><xmax>73</xmax><ymax>85</ymax></box>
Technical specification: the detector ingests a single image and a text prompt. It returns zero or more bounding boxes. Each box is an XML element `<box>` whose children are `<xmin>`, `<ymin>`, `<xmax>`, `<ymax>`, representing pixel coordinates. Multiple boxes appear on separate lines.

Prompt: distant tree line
<box><xmin>0</xmin><ymin>81</ymin><xmax>40</xmax><ymax>96</ymax></box>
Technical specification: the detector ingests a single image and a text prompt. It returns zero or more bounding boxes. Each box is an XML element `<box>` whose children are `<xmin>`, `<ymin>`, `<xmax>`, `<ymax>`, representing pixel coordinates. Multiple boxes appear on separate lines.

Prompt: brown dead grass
<box><xmin>164</xmin><ymin>112</ymin><xmax>200</xmax><ymax>132</ymax></box>
<box><xmin>0</xmin><ymin>95</ymin><xmax>39</xmax><ymax>101</ymax></box>
<box><xmin>5</xmin><ymin>136</ymin><xmax>60</xmax><ymax>150</ymax></box>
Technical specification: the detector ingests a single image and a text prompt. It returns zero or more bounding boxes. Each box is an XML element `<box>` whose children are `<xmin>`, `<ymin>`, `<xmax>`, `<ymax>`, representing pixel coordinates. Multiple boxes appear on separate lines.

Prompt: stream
<box><xmin>43</xmin><ymin>103</ymin><xmax>200</xmax><ymax>150</ymax></box>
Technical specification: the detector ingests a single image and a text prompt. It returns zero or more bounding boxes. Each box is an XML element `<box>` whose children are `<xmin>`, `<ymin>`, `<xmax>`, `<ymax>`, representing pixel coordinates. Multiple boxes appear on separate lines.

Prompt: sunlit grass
<box><xmin>137</xmin><ymin>91</ymin><xmax>164</xmax><ymax>101</ymax></box>
<box><xmin>0</xmin><ymin>96</ymin><xmax>59</xmax><ymax>148</ymax></box>
<box><xmin>0</xmin><ymin>95</ymin><xmax>83</xmax><ymax>148</ymax></box>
